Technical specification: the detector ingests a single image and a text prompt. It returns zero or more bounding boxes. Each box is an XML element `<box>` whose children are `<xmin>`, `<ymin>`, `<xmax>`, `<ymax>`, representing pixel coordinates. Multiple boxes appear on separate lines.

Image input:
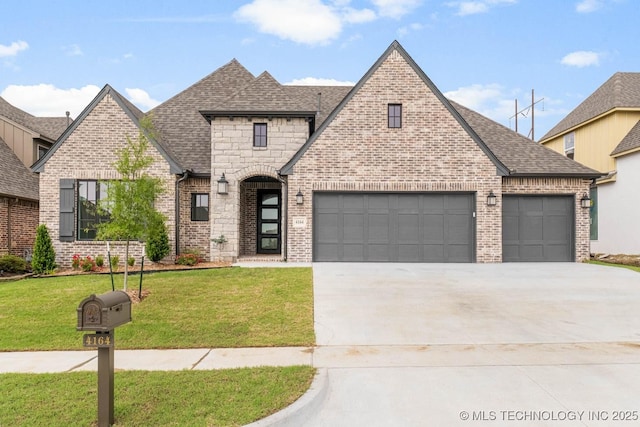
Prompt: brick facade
<box><xmin>0</xmin><ymin>197</ymin><xmax>39</xmax><ymax>257</ymax></box>
<box><xmin>286</xmin><ymin>49</ymin><xmax>502</xmax><ymax>262</ymax></box>
<box><xmin>38</xmin><ymin>93</ymin><xmax>177</xmax><ymax>266</ymax></box>
<box><xmin>178</xmin><ymin>177</ymin><xmax>211</xmax><ymax>259</ymax></box>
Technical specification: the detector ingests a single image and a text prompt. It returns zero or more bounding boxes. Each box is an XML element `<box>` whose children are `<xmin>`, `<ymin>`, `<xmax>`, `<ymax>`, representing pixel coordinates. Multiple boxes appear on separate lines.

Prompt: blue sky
<box><xmin>1</xmin><ymin>0</ymin><xmax>637</xmax><ymax>139</ymax></box>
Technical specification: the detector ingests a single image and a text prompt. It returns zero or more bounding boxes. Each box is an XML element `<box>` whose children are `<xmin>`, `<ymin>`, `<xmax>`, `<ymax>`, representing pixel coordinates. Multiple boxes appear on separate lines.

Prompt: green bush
<box><xmin>31</xmin><ymin>224</ymin><xmax>57</xmax><ymax>274</ymax></box>
<box><xmin>146</xmin><ymin>221</ymin><xmax>170</xmax><ymax>262</ymax></box>
<box><xmin>95</xmin><ymin>255</ymin><xmax>105</xmax><ymax>267</ymax></box>
<box><xmin>110</xmin><ymin>255</ymin><xmax>120</xmax><ymax>269</ymax></box>
<box><xmin>128</xmin><ymin>256</ymin><xmax>135</xmax><ymax>267</ymax></box>
<box><xmin>175</xmin><ymin>252</ymin><xmax>200</xmax><ymax>266</ymax></box>
<box><xmin>0</xmin><ymin>255</ymin><xmax>28</xmax><ymax>273</ymax></box>
<box><xmin>80</xmin><ymin>256</ymin><xmax>96</xmax><ymax>272</ymax></box>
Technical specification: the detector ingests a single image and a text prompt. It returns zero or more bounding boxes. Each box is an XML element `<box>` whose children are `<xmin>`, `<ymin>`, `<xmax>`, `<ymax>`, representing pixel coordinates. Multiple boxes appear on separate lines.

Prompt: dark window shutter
<box><xmin>59</xmin><ymin>179</ymin><xmax>75</xmax><ymax>241</ymax></box>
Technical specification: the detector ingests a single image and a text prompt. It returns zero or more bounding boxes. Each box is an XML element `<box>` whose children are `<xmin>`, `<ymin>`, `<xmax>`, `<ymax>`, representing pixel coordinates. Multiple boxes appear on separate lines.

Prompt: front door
<box><xmin>257</xmin><ymin>190</ymin><xmax>281</xmax><ymax>254</ymax></box>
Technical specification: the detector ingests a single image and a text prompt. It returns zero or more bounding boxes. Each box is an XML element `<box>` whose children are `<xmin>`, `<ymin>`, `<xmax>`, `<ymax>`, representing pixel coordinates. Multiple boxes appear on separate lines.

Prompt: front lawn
<box><xmin>588</xmin><ymin>260</ymin><xmax>640</xmax><ymax>273</ymax></box>
<box><xmin>0</xmin><ymin>366</ymin><xmax>315</xmax><ymax>426</ymax></box>
<box><xmin>0</xmin><ymin>267</ymin><xmax>314</xmax><ymax>351</ymax></box>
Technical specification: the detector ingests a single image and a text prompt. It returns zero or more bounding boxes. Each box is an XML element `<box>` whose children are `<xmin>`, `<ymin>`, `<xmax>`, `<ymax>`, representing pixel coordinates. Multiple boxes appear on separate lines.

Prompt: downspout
<box><xmin>277</xmin><ymin>174</ymin><xmax>288</xmax><ymax>261</ymax></box>
<box><xmin>175</xmin><ymin>170</ymin><xmax>190</xmax><ymax>257</ymax></box>
<box><xmin>7</xmin><ymin>198</ymin><xmax>12</xmax><ymax>256</ymax></box>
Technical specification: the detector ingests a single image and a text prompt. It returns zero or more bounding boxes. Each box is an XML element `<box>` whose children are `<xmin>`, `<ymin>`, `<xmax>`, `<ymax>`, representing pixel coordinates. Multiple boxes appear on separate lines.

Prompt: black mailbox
<box><xmin>77</xmin><ymin>291</ymin><xmax>132</xmax><ymax>331</ymax></box>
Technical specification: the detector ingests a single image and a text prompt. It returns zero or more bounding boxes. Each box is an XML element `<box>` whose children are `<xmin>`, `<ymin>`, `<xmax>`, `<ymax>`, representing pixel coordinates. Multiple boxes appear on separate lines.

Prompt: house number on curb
<box><xmin>83</xmin><ymin>332</ymin><xmax>114</xmax><ymax>348</ymax></box>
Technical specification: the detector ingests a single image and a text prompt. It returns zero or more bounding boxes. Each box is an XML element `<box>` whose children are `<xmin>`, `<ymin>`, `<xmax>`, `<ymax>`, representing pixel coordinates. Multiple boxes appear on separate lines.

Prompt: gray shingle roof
<box><xmin>451</xmin><ymin>101</ymin><xmax>601</xmax><ymax>177</ymax></box>
<box><xmin>0</xmin><ymin>96</ymin><xmax>68</xmax><ymax>141</ymax></box>
<box><xmin>541</xmin><ymin>72</ymin><xmax>640</xmax><ymax>141</ymax></box>
<box><xmin>149</xmin><ymin>59</ymin><xmax>257</xmax><ymax>175</ymax></box>
<box><xmin>0</xmin><ymin>136</ymin><xmax>39</xmax><ymax>200</ymax></box>
<box><xmin>611</xmin><ymin>119</ymin><xmax>640</xmax><ymax>156</ymax></box>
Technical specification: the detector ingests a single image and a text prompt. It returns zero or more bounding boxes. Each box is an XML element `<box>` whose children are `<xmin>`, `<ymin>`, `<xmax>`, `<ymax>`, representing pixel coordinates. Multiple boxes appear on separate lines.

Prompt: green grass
<box><xmin>0</xmin><ymin>366</ymin><xmax>315</xmax><ymax>427</ymax></box>
<box><xmin>0</xmin><ymin>267</ymin><xmax>314</xmax><ymax>351</ymax></box>
<box><xmin>588</xmin><ymin>260</ymin><xmax>640</xmax><ymax>273</ymax></box>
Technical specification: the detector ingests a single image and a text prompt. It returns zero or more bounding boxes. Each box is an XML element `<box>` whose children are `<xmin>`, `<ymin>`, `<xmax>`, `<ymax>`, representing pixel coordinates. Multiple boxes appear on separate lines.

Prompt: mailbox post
<box><xmin>77</xmin><ymin>291</ymin><xmax>131</xmax><ymax>427</ymax></box>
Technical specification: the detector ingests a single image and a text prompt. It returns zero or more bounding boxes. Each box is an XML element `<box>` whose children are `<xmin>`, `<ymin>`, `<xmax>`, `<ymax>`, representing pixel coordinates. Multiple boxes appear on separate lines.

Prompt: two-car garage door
<box><xmin>313</xmin><ymin>193</ymin><xmax>475</xmax><ymax>262</ymax></box>
<box><xmin>312</xmin><ymin>192</ymin><xmax>575</xmax><ymax>263</ymax></box>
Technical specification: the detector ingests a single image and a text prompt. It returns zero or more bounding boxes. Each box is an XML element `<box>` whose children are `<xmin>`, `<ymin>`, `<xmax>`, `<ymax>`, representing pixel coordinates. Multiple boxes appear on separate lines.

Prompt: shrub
<box><xmin>95</xmin><ymin>255</ymin><xmax>105</xmax><ymax>268</ymax></box>
<box><xmin>128</xmin><ymin>256</ymin><xmax>135</xmax><ymax>267</ymax></box>
<box><xmin>71</xmin><ymin>254</ymin><xmax>81</xmax><ymax>270</ymax></box>
<box><xmin>110</xmin><ymin>255</ymin><xmax>120</xmax><ymax>270</ymax></box>
<box><xmin>0</xmin><ymin>254</ymin><xmax>28</xmax><ymax>273</ymax></box>
<box><xmin>146</xmin><ymin>221</ymin><xmax>170</xmax><ymax>262</ymax></box>
<box><xmin>175</xmin><ymin>251</ymin><xmax>201</xmax><ymax>266</ymax></box>
<box><xmin>80</xmin><ymin>256</ymin><xmax>96</xmax><ymax>272</ymax></box>
<box><xmin>31</xmin><ymin>224</ymin><xmax>57</xmax><ymax>274</ymax></box>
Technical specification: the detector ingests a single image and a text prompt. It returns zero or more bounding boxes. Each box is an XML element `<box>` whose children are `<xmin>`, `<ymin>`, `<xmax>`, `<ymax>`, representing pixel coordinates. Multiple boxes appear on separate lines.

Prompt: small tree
<box><xmin>97</xmin><ymin>116</ymin><xmax>165</xmax><ymax>290</ymax></box>
<box><xmin>146</xmin><ymin>218</ymin><xmax>170</xmax><ymax>262</ymax></box>
<box><xmin>32</xmin><ymin>224</ymin><xmax>57</xmax><ymax>274</ymax></box>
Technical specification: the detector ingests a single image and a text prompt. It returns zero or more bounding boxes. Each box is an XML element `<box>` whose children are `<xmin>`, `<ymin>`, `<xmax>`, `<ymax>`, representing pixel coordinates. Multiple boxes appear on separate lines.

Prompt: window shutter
<box><xmin>59</xmin><ymin>179</ymin><xmax>75</xmax><ymax>241</ymax></box>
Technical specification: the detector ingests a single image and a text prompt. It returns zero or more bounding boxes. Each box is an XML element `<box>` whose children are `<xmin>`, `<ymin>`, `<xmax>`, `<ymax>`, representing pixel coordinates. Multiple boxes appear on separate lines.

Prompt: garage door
<box><xmin>313</xmin><ymin>193</ymin><xmax>475</xmax><ymax>262</ymax></box>
<box><xmin>502</xmin><ymin>195</ymin><xmax>574</xmax><ymax>262</ymax></box>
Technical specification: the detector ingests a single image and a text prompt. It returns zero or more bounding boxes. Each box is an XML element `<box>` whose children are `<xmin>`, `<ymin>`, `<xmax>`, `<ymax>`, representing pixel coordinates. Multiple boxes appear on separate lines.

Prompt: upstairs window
<box><xmin>254</xmin><ymin>123</ymin><xmax>267</xmax><ymax>147</ymax></box>
<box><xmin>191</xmin><ymin>193</ymin><xmax>209</xmax><ymax>221</ymax></box>
<box><xmin>564</xmin><ymin>132</ymin><xmax>575</xmax><ymax>159</ymax></box>
<box><xmin>388</xmin><ymin>104</ymin><xmax>402</xmax><ymax>128</ymax></box>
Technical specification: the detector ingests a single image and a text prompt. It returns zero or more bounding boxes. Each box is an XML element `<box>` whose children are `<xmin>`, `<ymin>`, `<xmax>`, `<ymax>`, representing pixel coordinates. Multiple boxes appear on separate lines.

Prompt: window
<box><xmin>254</xmin><ymin>123</ymin><xmax>267</xmax><ymax>147</ymax></box>
<box><xmin>590</xmin><ymin>186</ymin><xmax>598</xmax><ymax>240</ymax></box>
<box><xmin>37</xmin><ymin>145</ymin><xmax>48</xmax><ymax>160</ymax></box>
<box><xmin>564</xmin><ymin>132</ymin><xmax>575</xmax><ymax>159</ymax></box>
<box><xmin>78</xmin><ymin>180</ymin><xmax>110</xmax><ymax>240</ymax></box>
<box><xmin>388</xmin><ymin>104</ymin><xmax>402</xmax><ymax>128</ymax></box>
<box><xmin>191</xmin><ymin>193</ymin><xmax>209</xmax><ymax>221</ymax></box>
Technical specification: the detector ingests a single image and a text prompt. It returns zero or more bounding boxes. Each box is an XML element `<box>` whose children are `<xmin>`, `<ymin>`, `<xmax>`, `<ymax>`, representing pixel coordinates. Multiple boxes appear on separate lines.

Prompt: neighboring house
<box><xmin>33</xmin><ymin>41</ymin><xmax>600</xmax><ymax>265</ymax></box>
<box><xmin>0</xmin><ymin>97</ymin><xmax>69</xmax><ymax>257</ymax></box>
<box><xmin>540</xmin><ymin>72</ymin><xmax>640</xmax><ymax>254</ymax></box>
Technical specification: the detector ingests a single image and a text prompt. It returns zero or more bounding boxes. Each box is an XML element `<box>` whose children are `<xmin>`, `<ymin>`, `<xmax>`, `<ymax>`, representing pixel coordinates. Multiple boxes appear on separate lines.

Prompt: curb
<box><xmin>245</xmin><ymin>368</ymin><xmax>328</xmax><ymax>427</ymax></box>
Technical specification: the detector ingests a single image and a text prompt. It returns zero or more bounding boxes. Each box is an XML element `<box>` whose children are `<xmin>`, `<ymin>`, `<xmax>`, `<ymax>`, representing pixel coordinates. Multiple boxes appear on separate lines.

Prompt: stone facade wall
<box><xmin>210</xmin><ymin>117</ymin><xmax>307</xmax><ymax>261</ymax></box>
<box><xmin>38</xmin><ymin>93</ymin><xmax>176</xmax><ymax>267</ymax></box>
<box><xmin>178</xmin><ymin>177</ymin><xmax>211</xmax><ymax>259</ymax></box>
<box><xmin>286</xmin><ymin>49</ymin><xmax>502</xmax><ymax>262</ymax></box>
<box><xmin>0</xmin><ymin>197</ymin><xmax>39</xmax><ymax>257</ymax></box>
<box><xmin>502</xmin><ymin>177</ymin><xmax>592</xmax><ymax>262</ymax></box>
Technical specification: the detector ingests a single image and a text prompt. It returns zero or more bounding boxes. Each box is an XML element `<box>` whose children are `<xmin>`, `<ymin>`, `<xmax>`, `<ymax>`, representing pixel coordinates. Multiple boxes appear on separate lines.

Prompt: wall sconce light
<box><xmin>486</xmin><ymin>190</ymin><xmax>497</xmax><ymax>206</ymax></box>
<box><xmin>580</xmin><ymin>192</ymin><xmax>591</xmax><ymax>208</ymax></box>
<box><xmin>296</xmin><ymin>189</ymin><xmax>304</xmax><ymax>205</ymax></box>
<box><xmin>217</xmin><ymin>173</ymin><xmax>228</xmax><ymax>195</ymax></box>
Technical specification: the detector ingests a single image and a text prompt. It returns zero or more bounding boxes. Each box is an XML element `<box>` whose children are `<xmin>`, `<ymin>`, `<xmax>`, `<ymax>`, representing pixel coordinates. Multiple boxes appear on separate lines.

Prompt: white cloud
<box><xmin>125</xmin><ymin>88</ymin><xmax>161</xmax><ymax>110</ymax></box>
<box><xmin>285</xmin><ymin>77</ymin><xmax>354</xmax><ymax>86</ymax></box>
<box><xmin>576</xmin><ymin>0</ymin><xmax>603</xmax><ymax>13</ymax></box>
<box><xmin>234</xmin><ymin>0</ymin><xmax>343</xmax><ymax>45</ymax></box>
<box><xmin>445</xmin><ymin>83</ymin><xmax>505</xmax><ymax>110</ymax></box>
<box><xmin>0</xmin><ymin>84</ymin><xmax>160</xmax><ymax>117</ymax></box>
<box><xmin>561</xmin><ymin>50</ymin><xmax>601</xmax><ymax>67</ymax></box>
<box><xmin>342</xmin><ymin>7</ymin><xmax>377</xmax><ymax>24</ymax></box>
<box><xmin>371</xmin><ymin>0</ymin><xmax>422</xmax><ymax>19</ymax></box>
<box><xmin>398</xmin><ymin>22</ymin><xmax>424</xmax><ymax>37</ymax></box>
<box><xmin>447</xmin><ymin>0</ymin><xmax>517</xmax><ymax>16</ymax></box>
<box><xmin>0</xmin><ymin>84</ymin><xmax>100</xmax><ymax>117</ymax></box>
<box><xmin>0</xmin><ymin>40</ymin><xmax>29</xmax><ymax>57</ymax></box>
<box><xmin>63</xmin><ymin>44</ymin><xmax>83</xmax><ymax>56</ymax></box>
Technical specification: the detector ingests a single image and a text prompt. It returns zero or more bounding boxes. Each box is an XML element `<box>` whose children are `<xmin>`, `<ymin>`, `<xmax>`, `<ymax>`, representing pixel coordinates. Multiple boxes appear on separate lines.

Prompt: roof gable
<box><xmin>0</xmin><ymin>136</ymin><xmax>39</xmax><ymax>200</ymax></box>
<box><xmin>611</xmin><ymin>119</ymin><xmax>640</xmax><ymax>156</ymax></box>
<box><xmin>281</xmin><ymin>40</ymin><xmax>509</xmax><ymax>176</ymax></box>
<box><xmin>0</xmin><ymin>96</ymin><xmax>68</xmax><ymax>141</ymax></box>
<box><xmin>542</xmin><ymin>72</ymin><xmax>640</xmax><ymax>141</ymax></box>
<box><xmin>149</xmin><ymin>59</ymin><xmax>257</xmax><ymax>175</ymax></box>
<box><xmin>32</xmin><ymin>85</ymin><xmax>181</xmax><ymax>173</ymax></box>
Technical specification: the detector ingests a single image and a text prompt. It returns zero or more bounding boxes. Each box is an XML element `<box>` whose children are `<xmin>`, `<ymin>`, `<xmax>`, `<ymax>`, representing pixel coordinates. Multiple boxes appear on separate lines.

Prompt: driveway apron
<box><xmin>305</xmin><ymin>263</ymin><xmax>640</xmax><ymax>426</ymax></box>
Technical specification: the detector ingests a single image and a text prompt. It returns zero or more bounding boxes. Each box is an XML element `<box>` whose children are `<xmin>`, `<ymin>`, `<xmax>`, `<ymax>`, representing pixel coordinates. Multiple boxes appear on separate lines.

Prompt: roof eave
<box><xmin>506</xmin><ymin>172</ymin><xmax>603</xmax><ymax>179</ymax></box>
<box><xmin>200</xmin><ymin>110</ymin><xmax>317</xmax><ymax>123</ymax></box>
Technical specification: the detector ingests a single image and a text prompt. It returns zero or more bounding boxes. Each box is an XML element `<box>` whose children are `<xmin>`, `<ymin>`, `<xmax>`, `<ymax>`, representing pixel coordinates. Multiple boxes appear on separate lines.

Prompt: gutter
<box><xmin>175</xmin><ymin>170</ymin><xmax>190</xmax><ymax>257</ymax></box>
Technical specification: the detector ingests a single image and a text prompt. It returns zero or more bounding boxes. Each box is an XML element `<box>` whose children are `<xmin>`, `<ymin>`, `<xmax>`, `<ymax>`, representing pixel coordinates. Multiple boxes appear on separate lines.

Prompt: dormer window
<box><xmin>254</xmin><ymin>123</ymin><xmax>267</xmax><ymax>147</ymax></box>
<box><xmin>388</xmin><ymin>104</ymin><xmax>402</xmax><ymax>128</ymax></box>
<box><xmin>564</xmin><ymin>132</ymin><xmax>575</xmax><ymax>159</ymax></box>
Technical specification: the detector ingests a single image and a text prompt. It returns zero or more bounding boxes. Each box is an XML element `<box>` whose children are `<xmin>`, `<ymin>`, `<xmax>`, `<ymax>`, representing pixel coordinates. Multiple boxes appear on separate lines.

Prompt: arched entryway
<box><xmin>239</xmin><ymin>176</ymin><xmax>283</xmax><ymax>257</ymax></box>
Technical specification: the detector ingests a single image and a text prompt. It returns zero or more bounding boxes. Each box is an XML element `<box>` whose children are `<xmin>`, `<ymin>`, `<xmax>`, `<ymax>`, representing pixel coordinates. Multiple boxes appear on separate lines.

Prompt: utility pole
<box><xmin>509</xmin><ymin>89</ymin><xmax>544</xmax><ymax>141</ymax></box>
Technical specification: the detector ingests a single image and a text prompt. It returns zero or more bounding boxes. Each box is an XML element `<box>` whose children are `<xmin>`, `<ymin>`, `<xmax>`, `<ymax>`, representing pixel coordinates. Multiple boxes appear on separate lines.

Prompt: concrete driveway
<box><xmin>303</xmin><ymin>263</ymin><xmax>640</xmax><ymax>427</ymax></box>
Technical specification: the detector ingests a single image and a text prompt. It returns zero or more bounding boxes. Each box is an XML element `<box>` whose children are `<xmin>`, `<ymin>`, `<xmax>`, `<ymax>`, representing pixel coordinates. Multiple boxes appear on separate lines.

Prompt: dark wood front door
<box><xmin>257</xmin><ymin>190</ymin><xmax>281</xmax><ymax>254</ymax></box>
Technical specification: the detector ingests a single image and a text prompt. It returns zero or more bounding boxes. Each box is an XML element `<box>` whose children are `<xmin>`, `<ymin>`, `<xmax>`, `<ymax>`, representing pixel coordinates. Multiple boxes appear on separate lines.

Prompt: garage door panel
<box><xmin>448</xmin><ymin>214</ymin><xmax>471</xmax><ymax>243</ymax></box>
<box><xmin>368</xmin><ymin>194</ymin><xmax>390</xmax><ymax>209</ymax></box>
<box><xmin>448</xmin><ymin>244</ymin><xmax>473</xmax><ymax>262</ymax></box>
<box><xmin>423</xmin><ymin>214</ymin><xmax>444</xmax><ymax>241</ymax></box>
<box><xmin>398</xmin><ymin>214</ymin><xmax>420</xmax><ymax>243</ymax></box>
<box><xmin>502</xmin><ymin>196</ymin><xmax>574</xmax><ymax>262</ymax></box>
<box><xmin>315</xmin><ymin>243</ymin><xmax>339</xmax><ymax>261</ymax></box>
<box><xmin>343</xmin><ymin>244</ymin><xmax>364</xmax><ymax>261</ymax></box>
<box><xmin>343</xmin><ymin>213</ymin><xmax>364</xmax><ymax>242</ymax></box>
<box><xmin>368</xmin><ymin>213</ymin><xmax>390</xmax><ymax>241</ymax></box>
<box><xmin>398</xmin><ymin>245</ymin><xmax>421</xmax><ymax>262</ymax></box>
<box><xmin>368</xmin><ymin>244</ymin><xmax>390</xmax><ymax>262</ymax></box>
<box><xmin>316</xmin><ymin>213</ymin><xmax>339</xmax><ymax>242</ymax></box>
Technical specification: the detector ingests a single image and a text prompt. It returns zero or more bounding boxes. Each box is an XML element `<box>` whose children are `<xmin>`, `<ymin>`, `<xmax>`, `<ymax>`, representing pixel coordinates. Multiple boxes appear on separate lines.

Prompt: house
<box><xmin>0</xmin><ymin>97</ymin><xmax>69</xmax><ymax>257</ymax></box>
<box><xmin>33</xmin><ymin>41</ymin><xmax>600</xmax><ymax>265</ymax></box>
<box><xmin>539</xmin><ymin>72</ymin><xmax>640</xmax><ymax>255</ymax></box>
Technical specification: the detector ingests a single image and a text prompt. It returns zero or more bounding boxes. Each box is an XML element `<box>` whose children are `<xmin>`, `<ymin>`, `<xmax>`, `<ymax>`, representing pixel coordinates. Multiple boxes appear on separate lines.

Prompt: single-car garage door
<box><xmin>313</xmin><ymin>193</ymin><xmax>475</xmax><ymax>262</ymax></box>
<box><xmin>502</xmin><ymin>195</ymin><xmax>574</xmax><ymax>262</ymax></box>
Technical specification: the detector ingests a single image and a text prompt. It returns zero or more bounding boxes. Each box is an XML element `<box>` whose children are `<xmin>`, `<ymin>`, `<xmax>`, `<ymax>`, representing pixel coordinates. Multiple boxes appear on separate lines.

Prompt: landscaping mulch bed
<box><xmin>591</xmin><ymin>253</ymin><xmax>640</xmax><ymax>267</ymax></box>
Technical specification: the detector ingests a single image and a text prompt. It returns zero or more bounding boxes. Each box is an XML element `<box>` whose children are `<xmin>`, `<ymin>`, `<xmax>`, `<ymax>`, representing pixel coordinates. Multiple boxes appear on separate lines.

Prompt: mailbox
<box><xmin>77</xmin><ymin>291</ymin><xmax>132</xmax><ymax>331</ymax></box>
